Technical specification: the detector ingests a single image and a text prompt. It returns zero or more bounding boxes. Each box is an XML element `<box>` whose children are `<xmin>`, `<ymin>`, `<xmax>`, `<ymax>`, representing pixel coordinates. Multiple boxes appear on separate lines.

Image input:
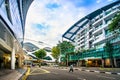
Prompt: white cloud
<box><xmin>25</xmin><ymin>0</ymin><xmax>113</xmax><ymax>47</ymax></box>
<box><xmin>96</xmin><ymin>0</ymin><xmax>102</xmax><ymax>3</ymax></box>
<box><xmin>107</xmin><ymin>0</ymin><xmax>113</xmax><ymax>2</ymax></box>
<box><xmin>25</xmin><ymin>0</ymin><xmax>87</xmax><ymax>47</ymax></box>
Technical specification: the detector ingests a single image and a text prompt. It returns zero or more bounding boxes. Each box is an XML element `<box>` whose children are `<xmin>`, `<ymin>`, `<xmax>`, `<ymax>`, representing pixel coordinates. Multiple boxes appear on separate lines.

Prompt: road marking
<box><xmin>105</xmin><ymin>72</ymin><xmax>111</xmax><ymax>74</ymax></box>
<box><xmin>97</xmin><ymin>75</ymin><xmax>116</xmax><ymax>79</ymax></box>
<box><xmin>22</xmin><ymin>67</ymin><xmax>30</xmax><ymax>80</ymax></box>
<box><xmin>29</xmin><ymin>68</ymin><xmax>50</xmax><ymax>75</ymax></box>
<box><xmin>118</xmin><ymin>73</ymin><xmax>120</xmax><ymax>75</ymax></box>
<box><xmin>94</xmin><ymin>71</ymin><xmax>100</xmax><ymax>73</ymax></box>
<box><xmin>77</xmin><ymin>77</ymin><xmax>86</xmax><ymax>80</ymax></box>
<box><xmin>30</xmin><ymin>68</ymin><xmax>38</xmax><ymax>74</ymax></box>
<box><xmin>86</xmin><ymin>70</ymin><xmax>90</xmax><ymax>72</ymax></box>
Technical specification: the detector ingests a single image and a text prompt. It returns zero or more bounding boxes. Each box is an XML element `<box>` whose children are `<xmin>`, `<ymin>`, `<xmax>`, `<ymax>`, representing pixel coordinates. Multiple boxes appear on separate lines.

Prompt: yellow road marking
<box><xmin>22</xmin><ymin>67</ymin><xmax>30</xmax><ymax>80</ymax></box>
<box><xmin>30</xmin><ymin>68</ymin><xmax>38</xmax><ymax>74</ymax></box>
<box><xmin>22</xmin><ymin>67</ymin><xmax>50</xmax><ymax>80</ymax></box>
<box><xmin>29</xmin><ymin>68</ymin><xmax>50</xmax><ymax>75</ymax></box>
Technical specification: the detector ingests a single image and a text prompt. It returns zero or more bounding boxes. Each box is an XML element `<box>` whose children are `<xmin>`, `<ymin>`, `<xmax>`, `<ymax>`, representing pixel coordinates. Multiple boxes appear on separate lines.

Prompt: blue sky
<box><xmin>25</xmin><ymin>0</ymin><xmax>116</xmax><ymax>47</ymax></box>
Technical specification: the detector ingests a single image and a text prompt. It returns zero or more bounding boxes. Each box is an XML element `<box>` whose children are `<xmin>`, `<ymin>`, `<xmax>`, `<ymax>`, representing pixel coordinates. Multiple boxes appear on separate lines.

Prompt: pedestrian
<box><xmin>69</xmin><ymin>64</ymin><xmax>74</xmax><ymax>72</ymax></box>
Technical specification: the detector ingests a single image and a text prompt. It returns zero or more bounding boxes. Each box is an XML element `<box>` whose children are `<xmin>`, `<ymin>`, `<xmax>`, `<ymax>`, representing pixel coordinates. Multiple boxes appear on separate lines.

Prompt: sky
<box><xmin>24</xmin><ymin>0</ymin><xmax>117</xmax><ymax>48</ymax></box>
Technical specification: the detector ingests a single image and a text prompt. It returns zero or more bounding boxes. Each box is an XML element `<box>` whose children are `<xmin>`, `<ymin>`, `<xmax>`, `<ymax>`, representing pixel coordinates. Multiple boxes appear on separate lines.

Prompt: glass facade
<box><xmin>9</xmin><ymin>0</ymin><xmax>23</xmax><ymax>42</ymax></box>
<box><xmin>0</xmin><ymin>0</ymin><xmax>24</xmax><ymax>44</ymax></box>
<box><xmin>1</xmin><ymin>0</ymin><xmax>33</xmax><ymax>47</ymax></box>
<box><xmin>0</xmin><ymin>0</ymin><xmax>7</xmax><ymax>16</ymax></box>
<box><xmin>70</xmin><ymin>45</ymin><xmax>120</xmax><ymax>61</ymax></box>
<box><xmin>62</xmin><ymin>1</ymin><xmax>120</xmax><ymax>67</ymax></box>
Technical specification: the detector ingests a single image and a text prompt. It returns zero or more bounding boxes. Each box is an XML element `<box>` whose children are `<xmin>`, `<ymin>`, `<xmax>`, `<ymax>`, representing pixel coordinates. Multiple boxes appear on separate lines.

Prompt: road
<box><xmin>27</xmin><ymin>66</ymin><xmax>120</xmax><ymax>80</ymax></box>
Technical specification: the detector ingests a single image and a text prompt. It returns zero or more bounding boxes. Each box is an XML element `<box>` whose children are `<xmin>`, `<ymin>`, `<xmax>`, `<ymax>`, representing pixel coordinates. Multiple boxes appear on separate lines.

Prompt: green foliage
<box><xmin>51</xmin><ymin>46</ymin><xmax>60</xmax><ymax>62</ymax></box>
<box><xmin>35</xmin><ymin>49</ymin><xmax>46</xmax><ymax>59</ymax></box>
<box><xmin>104</xmin><ymin>41</ymin><xmax>113</xmax><ymax>54</ymax></box>
<box><xmin>108</xmin><ymin>12</ymin><xmax>120</xmax><ymax>33</ymax></box>
<box><xmin>58</xmin><ymin>41</ymin><xmax>75</xmax><ymax>54</ymax></box>
<box><xmin>58</xmin><ymin>41</ymin><xmax>75</xmax><ymax>64</ymax></box>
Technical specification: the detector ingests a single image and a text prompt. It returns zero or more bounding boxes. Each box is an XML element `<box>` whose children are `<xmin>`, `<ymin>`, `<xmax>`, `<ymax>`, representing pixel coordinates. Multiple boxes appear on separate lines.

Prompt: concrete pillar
<box><xmin>18</xmin><ymin>55</ymin><xmax>23</xmax><ymax>68</ymax></box>
<box><xmin>18</xmin><ymin>55</ymin><xmax>21</xmax><ymax>68</ymax></box>
<box><xmin>77</xmin><ymin>60</ymin><xmax>79</xmax><ymax>67</ymax></box>
<box><xmin>113</xmin><ymin>58</ymin><xmax>117</xmax><ymax>67</ymax></box>
<box><xmin>102</xmin><ymin>29</ymin><xmax>106</xmax><ymax>38</ymax></box>
<box><xmin>101</xmin><ymin>57</ymin><xmax>105</xmax><ymax>67</ymax></box>
<box><xmin>102</xmin><ymin>10</ymin><xmax>106</xmax><ymax>25</ymax></box>
<box><xmin>11</xmin><ymin>45</ymin><xmax>15</xmax><ymax>69</ymax></box>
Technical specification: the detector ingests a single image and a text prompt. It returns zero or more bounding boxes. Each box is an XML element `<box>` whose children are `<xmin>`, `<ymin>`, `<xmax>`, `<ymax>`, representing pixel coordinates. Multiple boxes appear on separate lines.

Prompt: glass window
<box><xmin>0</xmin><ymin>0</ymin><xmax>4</xmax><ymax>7</ymax></box>
<box><xmin>105</xmin><ymin>18</ymin><xmax>112</xmax><ymax>24</ymax></box>
<box><xmin>94</xmin><ymin>32</ymin><xmax>102</xmax><ymax>40</ymax></box>
<box><xmin>95</xmin><ymin>22</ymin><xmax>103</xmax><ymax>30</ymax></box>
<box><xmin>0</xmin><ymin>1</ymin><xmax>7</xmax><ymax>15</ymax></box>
<box><xmin>105</xmin><ymin>9</ymin><xmax>112</xmax><ymax>15</ymax></box>
<box><xmin>5</xmin><ymin>0</ymin><xmax>12</xmax><ymax>23</ymax></box>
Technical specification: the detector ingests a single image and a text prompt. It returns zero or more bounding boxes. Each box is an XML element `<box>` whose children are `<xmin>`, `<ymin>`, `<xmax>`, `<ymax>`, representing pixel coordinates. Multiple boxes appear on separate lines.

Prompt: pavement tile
<box><xmin>0</xmin><ymin>67</ymin><xmax>27</xmax><ymax>80</ymax></box>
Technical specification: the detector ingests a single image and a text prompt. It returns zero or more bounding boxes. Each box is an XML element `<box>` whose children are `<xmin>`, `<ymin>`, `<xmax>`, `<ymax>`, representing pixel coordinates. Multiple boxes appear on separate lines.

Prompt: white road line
<box><xmin>94</xmin><ymin>71</ymin><xmax>100</xmax><ymax>73</ymax></box>
<box><xmin>77</xmin><ymin>77</ymin><xmax>86</xmax><ymax>80</ymax></box>
<box><xmin>117</xmin><ymin>73</ymin><xmax>120</xmax><ymax>75</ymax></box>
<box><xmin>86</xmin><ymin>70</ymin><xmax>90</xmax><ymax>72</ymax></box>
<box><xmin>105</xmin><ymin>72</ymin><xmax>111</xmax><ymax>74</ymax></box>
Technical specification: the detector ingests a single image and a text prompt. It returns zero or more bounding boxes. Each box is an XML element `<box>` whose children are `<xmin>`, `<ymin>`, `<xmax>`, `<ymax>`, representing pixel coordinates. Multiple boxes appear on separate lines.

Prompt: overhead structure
<box><xmin>62</xmin><ymin>0</ymin><xmax>120</xmax><ymax>67</ymax></box>
<box><xmin>62</xmin><ymin>0</ymin><xmax>120</xmax><ymax>42</ymax></box>
<box><xmin>0</xmin><ymin>0</ymin><xmax>34</xmax><ymax>69</ymax></box>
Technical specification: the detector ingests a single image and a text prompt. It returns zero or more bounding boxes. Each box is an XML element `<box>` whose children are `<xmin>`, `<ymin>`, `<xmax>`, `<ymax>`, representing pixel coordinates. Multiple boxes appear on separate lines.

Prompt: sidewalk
<box><xmin>78</xmin><ymin>67</ymin><xmax>120</xmax><ymax>75</ymax></box>
<box><xmin>0</xmin><ymin>67</ymin><xmax>27</xmax><ymax>80</ymax></box>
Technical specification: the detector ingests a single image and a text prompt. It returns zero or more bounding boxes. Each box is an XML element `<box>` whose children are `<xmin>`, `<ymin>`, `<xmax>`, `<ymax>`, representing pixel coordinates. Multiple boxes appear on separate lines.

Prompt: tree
<box><xmin>65</xmin><ymin>52</ymin><xmax>75</xmax><ymax>66</ymax></box>
<box><xmin>104</xmin><ymin>41</ymin><xmax>114</xmax><ymax>67</ymax></box>
<box><xmin>59</xmin><ymin>41</ymin><xmax>75</xmax><ymax>54</ymax></box>
<box><xmin>58</xmin><ymin>41</ymin><xmax>75</xmax><ymax>66</ymax></box>
<box><xmin>108</xmin><ymin>12</ymin><xmax>120</xmax><ymax>34</ymax></box>
<box><xmin>108</xmin><ymin>11</ymin><xmax>120</xmax><ymax>67</ymax></box>
<box><xmin>51</xmin><ymin>46</ymin><xmax>60</xmax><ymax>63</ymax></box>
<box><xmin>35</xmin><ymin>49</ymin><xmax>46</xmax><ymax>59</ymax></box>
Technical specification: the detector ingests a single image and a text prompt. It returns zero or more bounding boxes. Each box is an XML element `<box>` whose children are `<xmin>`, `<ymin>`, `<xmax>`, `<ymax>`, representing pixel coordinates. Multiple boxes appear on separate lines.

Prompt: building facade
<box><xmin>63</xmin><ymin>1</ymin><xmax>120</xmax><ymax>67</ymax></box>
<box><xmin>0</xmin><ymin>0</ymin><xmax>33</xmax><ymax>69</ymax></box>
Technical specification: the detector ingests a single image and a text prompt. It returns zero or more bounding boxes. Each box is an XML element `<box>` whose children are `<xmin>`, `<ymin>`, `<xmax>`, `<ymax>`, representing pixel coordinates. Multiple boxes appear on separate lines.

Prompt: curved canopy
<box><xmin>62</xmin><ymin>0</ymin><xmax>120</xmax><ymax>41</ymax></box>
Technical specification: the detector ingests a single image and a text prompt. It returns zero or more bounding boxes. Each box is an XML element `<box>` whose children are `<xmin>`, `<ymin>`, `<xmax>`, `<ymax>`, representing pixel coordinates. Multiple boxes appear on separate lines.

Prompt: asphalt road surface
<box><xmin>27</xmin><ymin>66</ymin><xmax>120</xmax><ymax>80</ymax></box>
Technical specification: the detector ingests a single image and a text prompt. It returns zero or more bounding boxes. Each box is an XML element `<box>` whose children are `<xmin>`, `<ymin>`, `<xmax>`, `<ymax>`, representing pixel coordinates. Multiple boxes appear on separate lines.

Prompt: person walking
<box><xmin>69</xmin><ymin>64</ymin><xmax>74</xmax><ymax>72</ymax></box>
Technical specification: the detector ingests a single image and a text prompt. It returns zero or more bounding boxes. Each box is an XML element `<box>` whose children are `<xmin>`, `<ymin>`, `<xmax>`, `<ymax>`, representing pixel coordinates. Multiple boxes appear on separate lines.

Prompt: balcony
<box><xmin>93</xmin><ymin>35</ymin><xmax>105</xmax><ymax>45</ymax></box>
<box><xmin>89</xmin><ymin>36</ymin><xmax>94</xmax><ymax>42</ymax></box>
<box><xmin>80</xmin><ymin>42</ymin><xmax>85</xmax><ymax>47</ymax></box>
<box><xmin>92</xmin><ymin>18</ymin><xmax>103</xmax><ymax>27</ymax></box>
<box><xmin>103</xmin><ymin>9</ymin><xmax>118</xmax><ymax>20</ymax></box>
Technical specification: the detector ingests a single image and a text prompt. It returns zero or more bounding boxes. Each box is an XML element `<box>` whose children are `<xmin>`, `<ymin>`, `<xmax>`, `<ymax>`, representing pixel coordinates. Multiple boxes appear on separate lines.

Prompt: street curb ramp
<box><xmin>18</xmin><ymin>67</ymin><xmax>30</xmax><ymax>80</ymax></box>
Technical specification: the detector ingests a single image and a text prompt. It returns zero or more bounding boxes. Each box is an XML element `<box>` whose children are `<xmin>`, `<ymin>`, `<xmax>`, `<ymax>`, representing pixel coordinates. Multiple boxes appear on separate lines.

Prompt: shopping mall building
<box><xmin>0</xmin><ymin>0</ymin><xmax>33</xmax><ymax>69</ymax></box>
<box><xmin>63</xmin><ymin>1</ymin><xmax>120</xmax><ymax>67</ymax></box>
